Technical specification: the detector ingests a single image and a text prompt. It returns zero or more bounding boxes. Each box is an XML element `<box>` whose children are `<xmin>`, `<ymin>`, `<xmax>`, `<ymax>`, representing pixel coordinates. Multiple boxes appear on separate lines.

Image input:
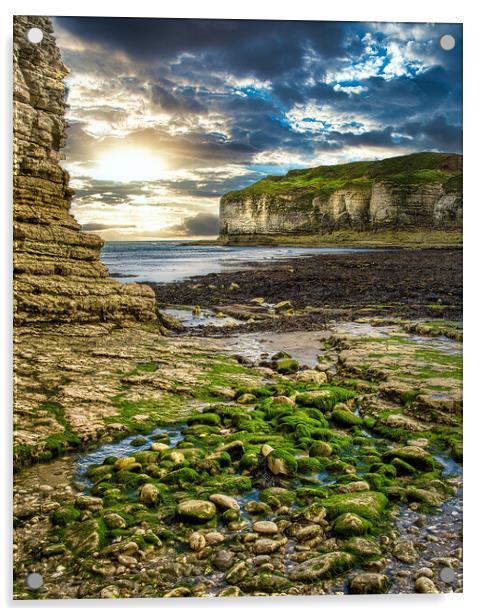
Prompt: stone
<box><xmin>164</xmin><ymin>587</ymin><xmax>191</xmax><ymax>598</ymax></box>
<box><xmin>117</xmin><ymin>553</ymin><xmax>137</xmax><ymax>567</ymax></box>
<box><xmin>75</xmin><ymin>495</ymin><xmax>103</xmax><ymax>511</ymax></box>
<box><xmin>237</xmin><ymin>393</ymin><xmax>256</xmax><ymax>404</ymax></box>
<box><xmin>274</xmin><ymin>358</ymin><xmax>300</xmax><ymax>375</ymax></box>
<box><xmin>209</xmin><ymin>493</ymin><xmax>240</xmax><ymax>512</ymax></box>
<box><xmin>150</xmin><ymin>442</ymin><xmax>169</xmax><ymax>452</ymax></box>
<box><xmin>309</xmin><ymin>441</ymin><xmax>333</xmax><ymax>457</ymax></box>
<box><xmin>213</xmin><ymin>549</ymin><xmax>235</xmax><ymax>570</ymax></box>
<box><xmin>139</xmin><ymin>483</ymin><xmax>160</xmax><ymax>506</ymax></box>
<box><xmin>225</xmin><ymin>561</ymin><xmax>249</xmax><ymax>584</ymax></box>
<box><xmin>177</xmin><ymin>499</ymin><xmax>217</xmax><ymax>522</ymax></box>
<box><xmin>204</xmin><ymin>531</ymin><xmax>224</xmax><ymax>545</ymax></box>
<box><xmin>301</xmin><ymin>502</ymin><xmax>327</xmax><ymax>523</ymax></box>
<box><xmin>343</xmin><ymin>537</ymin><xmax>382</xmax><ymax>557</ymax></box>
<box><xmin>271</xmin><ymin>395</ymin><xmax>296</xmax><ymax>407</ymax></box>
<box><xmin>294</xmin><ymin>370</ymin><xmax>327</xmax><ymax>384</ymax></box>
<box><xmin>294</xmin><ymin>524</ymin><xmax>321</xmax><ymax>541</ymax></box>
<box><xmin>393</xmin><ymin>540</ymin><xmax>419</xmax><ymax>564</ymax></box>
<box><xmin>349</xmin><ymin>573</ymin><xmax>389</xmax><ymax>594</ymax></box>
<box><xmin>415</xmin><ymin>576</ymin><xmax>439</xmax><ymax>593</ymax></box>
<box><xmin>332</xmin><ymin>512</ymin><xmax>371</xmax><ymax>537</ymax></box>
<box><xmin>339</xmin><ymin>481</ymin><xmax>371</xmax><ymax>493</ymax></box>
<box><xmin>274</xmin><ymin>300</ymin><xmax>292</xmax><ymax>310</ymax></box>
<box><xmin>253</xmin><ymin>521</ymin><xmax>278</xmax><ymax>535</ymax></box>
<box><xmin>188</xmin><ymin>532</ymin><xmax>206</xmax><ymax>551</ymax></box>
<box><xmin>383</xmin><ymin>446</ymin><xmax>434</xmax><ymax>471</ymax></box>
<box><xmin>266</xmin><ymin>449</ymin><xmax>298</xmax><ymax>476</ymax></box>
<box><xmin>169</xmin><ymin>451</ymin><xmax>185</xmax><ymax>464</ymax></box>
<box><xmin>114</xmin><ymin>457</ymin><xmax>137</xmax><ymax>471</ymax></box>
<box><xmin>415</xmin><ymin>567</ymin><xmax>434</xmax><ymax>579</ymax></box>
<box><xmin>261</xmin><ymin>444</ymin><xmax>274</xmax><ymax>457</ymax></box>
<box><xmin>64</xmin><ymin>519</ymin><xmax>100</xmax><ymax>555</ymax></box>
<box><xmin>321</xmin><ymin>491</ymin><xmax>388</xmax><ymax>521</ymax></box>
<box><xmin>240</xmin><ymin>573</ymin><xmax>292</xmax><ymax>593</ymax></box>
<box><xmin>103</xmin><ymin>512</ymin><xmax>127</xmax><ymax>529</ymax></box>
<box><xmin>100</xmin><ymin>585</ymin><xmax>120</xmax><ymax>599</ymax></box>
<box><xmin>288</xmin><ymin>552</ymin><xmax>353</xmax><ymax>582</ymax></box>
<box><xmin>253</xmin><ymin>538</ymin><xmax>285</xmax><ymax>555</ymax></box>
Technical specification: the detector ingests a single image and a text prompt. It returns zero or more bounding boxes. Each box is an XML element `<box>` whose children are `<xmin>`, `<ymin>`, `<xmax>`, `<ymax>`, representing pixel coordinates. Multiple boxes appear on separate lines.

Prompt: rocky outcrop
<box><xmin>219</xmin><ymin>153</ymin><xmax>462</xmax><ymax>240</ymax></box>
<box><xmin>13</xmin><ymin>16</ymin><xmax>157</xmax><ymax>326</ymax></box>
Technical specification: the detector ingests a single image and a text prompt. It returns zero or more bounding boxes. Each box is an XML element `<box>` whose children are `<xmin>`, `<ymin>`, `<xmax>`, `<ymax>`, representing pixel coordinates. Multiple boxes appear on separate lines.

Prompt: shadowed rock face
<box><xmin>13</xmin><ymin>16</ymin><xmax>157</xmax><ymax>326</ymax></box>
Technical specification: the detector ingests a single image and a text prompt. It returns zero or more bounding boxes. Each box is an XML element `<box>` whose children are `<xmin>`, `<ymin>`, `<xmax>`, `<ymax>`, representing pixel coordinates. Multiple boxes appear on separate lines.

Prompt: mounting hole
<box><xmin>26</xmin><ymin>27</ymin><xmax>43</xmax><ymax>44</ymax></box>
<box><xmin>25</xmin><ymin>572</ymin><xmax>43</xmax><ymax>590</ymax></box>
<box><xmin>439</xmin><ymin>34</ymin><xmax>455</xmax><ymax>51</ymax></box>
<box><xmin>439</xmin><ymin>566</ymin><xmax>456</xmax><ymax>583</ymax></box>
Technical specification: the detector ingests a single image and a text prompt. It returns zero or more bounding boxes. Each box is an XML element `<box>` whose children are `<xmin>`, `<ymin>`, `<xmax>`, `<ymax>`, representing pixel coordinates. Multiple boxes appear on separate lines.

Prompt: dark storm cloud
<box><xmin>171</xmin><ymin>212</ymin><xmax>220</xmax><ymax>236</ymax></box>
<box><xmin>56</xmin><ymin>17</ymin><xmax>345</xmax><ymax>79</ymax></box>
<box><xmin>399</xmin><ymin>114</ymin><xmax>462</xmax><ymax>152</ymax></box>
<box><xmin>54</xmin><ymin>18</ymin><xmax>462</xmax><ymax>237</ymax></box>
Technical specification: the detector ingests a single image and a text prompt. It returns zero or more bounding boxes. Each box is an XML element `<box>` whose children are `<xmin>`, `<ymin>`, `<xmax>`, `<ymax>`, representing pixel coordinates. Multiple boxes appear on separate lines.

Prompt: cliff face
<box><xmin>13</xmin><ymin>16</ymin><xmax>157</xmax><ymax>326</ymax></box>
<box><xmin>220</xmin><ymin>153</ymin><xmax>462</xmax><ymax>240</ymax></box>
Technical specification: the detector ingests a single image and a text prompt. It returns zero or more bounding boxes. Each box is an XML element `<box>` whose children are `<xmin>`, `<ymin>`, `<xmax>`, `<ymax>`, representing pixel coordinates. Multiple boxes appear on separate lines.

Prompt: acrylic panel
<box><xmin>13</xmin><ymin>15</ymin><xmax>462</xmax><ymax>599</ymax></box>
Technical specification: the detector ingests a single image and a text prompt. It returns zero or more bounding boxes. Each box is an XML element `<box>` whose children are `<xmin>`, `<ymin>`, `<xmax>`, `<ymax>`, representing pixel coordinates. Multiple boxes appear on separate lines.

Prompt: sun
<box><xmin>91</xmin><ymin>148</ymin><xmax>166</xmax><ymax>183</ymax></box>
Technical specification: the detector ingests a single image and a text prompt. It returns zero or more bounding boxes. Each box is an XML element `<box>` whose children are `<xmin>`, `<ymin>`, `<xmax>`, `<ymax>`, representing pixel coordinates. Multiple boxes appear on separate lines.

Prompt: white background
<box><xmin>1</xmin><ymin>1</ymin><xmax>477</xmax><ymax>614</ymax></box>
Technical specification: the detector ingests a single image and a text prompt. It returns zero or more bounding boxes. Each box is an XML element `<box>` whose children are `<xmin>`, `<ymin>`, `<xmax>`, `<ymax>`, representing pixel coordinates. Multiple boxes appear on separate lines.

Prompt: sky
<box><xmin>53</xmin><ymin>17</ymin><xmax>462</xmax><ymax>240</ymax></box>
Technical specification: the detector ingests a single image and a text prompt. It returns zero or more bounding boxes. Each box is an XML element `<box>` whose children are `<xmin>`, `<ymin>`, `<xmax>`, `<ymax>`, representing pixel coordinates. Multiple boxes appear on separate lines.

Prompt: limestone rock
<box><xmin>288</xmin><ymin>551</ymin><xmax>353</xmax><ymax>582</ymax></box>
<box><xmin>219</xmin><ymin>153</ymin><xmax>462</xmax><ymax>241</ymax></box>
<box><xmin>209</xmin><ymin>493</ymin><xmax>240</xmax><ymax>512</ymax></box>
<box><xmin>13</xmin><ymin>16</ymin><xmax>157</xmax><ymax>327</ymax></box>
<box><xmin>177</xmin><ymin>499</ymin><xmax>217</xmax><ymax>521</ymax></box>
<box><xmin>349</xmin><ymin>573</ymin><xmax>389</xmax><ymax>594</ymax></box>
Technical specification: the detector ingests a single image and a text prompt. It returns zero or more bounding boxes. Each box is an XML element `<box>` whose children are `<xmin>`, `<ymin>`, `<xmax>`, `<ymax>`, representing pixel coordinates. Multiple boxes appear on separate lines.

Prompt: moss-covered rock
<box><xmin>288</xmin><ymin>551</ymin><xmax>353</xmax><ymax>582</ymax></box>
<box><xmin>139</xmin><ymin>483</ymin><xmax>160</xmax><ymax>506</ymax></box>
<box><xmin>321</xmin><ymin>491</ymin><xmax>388</xmax><ymax>521</ymax></box>
<box><xmin>176</xmin><ymin>499</ymin><xmax>217</xmax><ymax>522</ymax></box>
<box><xmin>331</xmin><ymin>409</ymin><xmax>362</xmax><ymax>428</ymax></box>
<box><xmin>260</xmin><ymin>486</ymin><xmax>296</xmax><ymax>506</ymax></box>
<box><xmin>309</xmin><ymin>441</ymin><xmax>333</xmax><ymax>457</ymax></box>
<box><xmin>240</xmin><ymin>573</ymin><xmax>293</xmax><ymax>593</ymax></box>
<box><xmin>383</xmin><ymin>446</ymin><xmax>434</xmax><ymax>471</ymax></box>
<box><xmin>275</xmin><ymin>358</ymin><xmax>300</xmax><ymax>374</ymax></box>
<box><xmin>332</xmin><ymin>512</ymin><xmax>372</xmax><ymax>537</ymax></box>
<box><xmin>266</xmin><ymin>448</ymin><xmax>298</xmax><ymax>476</ymax></box>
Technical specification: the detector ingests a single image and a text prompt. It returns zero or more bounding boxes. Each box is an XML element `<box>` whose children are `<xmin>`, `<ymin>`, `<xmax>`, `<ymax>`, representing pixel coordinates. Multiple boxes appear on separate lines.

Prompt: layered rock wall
<box><xmin>13</xmin><ymin>16</ymin><xmax>157</xmax><ymax>326</ymax></box>
<box><xmin>220</xmin><ymin>180</ymin><xmax>462</xmax><ymax>238</ymax></box>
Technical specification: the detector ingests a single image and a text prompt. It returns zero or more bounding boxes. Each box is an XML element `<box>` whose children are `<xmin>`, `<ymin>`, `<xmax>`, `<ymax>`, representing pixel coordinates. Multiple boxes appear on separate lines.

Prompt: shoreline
<box><xmin>149</xmin><ymin>248</ymin><xmax>463</xmax><ymax>336</ymax></box>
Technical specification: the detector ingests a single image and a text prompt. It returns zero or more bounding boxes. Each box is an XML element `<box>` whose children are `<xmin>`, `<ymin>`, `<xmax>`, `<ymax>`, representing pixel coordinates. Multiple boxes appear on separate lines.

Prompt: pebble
<box><xmin>189</xmin><ymin>532</ymin><xmax>206</xmax><ymax>552</ymax></box>
<box><xmin>415</xmin><ymin>576</ymin><xmax>439</xmax><ymax>593</ymax></box>
<box><xmin>253</xmin><ymin>521</ymin><xmax>278</xmax><ymax>535</ymax></box>
<box><xmin>213</xmin><ymin>550</ymin><xmax>235</xmax><ymax>571</ymax></box>
<box><xmin>415</xmin><ymin>567</ymin><xmax>434</xmax><ymax>579</ymax></box>
<box><xmin>204</xmin><ymin>531</ymin><xmax>224</xmax><ymax>545</ymax></box>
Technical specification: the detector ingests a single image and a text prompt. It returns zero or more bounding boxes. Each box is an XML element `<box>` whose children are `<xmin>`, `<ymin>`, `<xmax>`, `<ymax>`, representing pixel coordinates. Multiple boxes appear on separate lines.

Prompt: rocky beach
<box><xmin>13</xmin><ymin>16</ymin><xmax>462</xmax><ymax>601</ymax></box>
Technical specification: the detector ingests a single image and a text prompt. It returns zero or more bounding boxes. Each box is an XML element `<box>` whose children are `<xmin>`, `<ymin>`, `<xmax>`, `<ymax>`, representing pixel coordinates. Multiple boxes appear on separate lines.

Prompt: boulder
<box><xmin>288</xmin><ymin>552</ymin><xmax>353</xmax><ymax>582</ymax></box>
<box><xmin>177</xmin><ymin>499</ymin><xmax>217</xmax><ymax>522</ymax></box>
<box><xmin>349</xmin><ymin>573</ymin><xmax>390</xmax><ymax>594</ymax></box>
<box><xmin>209</xmin><ymin>494</ymin><xmax>240</xmax><ymax>512</ymax></box>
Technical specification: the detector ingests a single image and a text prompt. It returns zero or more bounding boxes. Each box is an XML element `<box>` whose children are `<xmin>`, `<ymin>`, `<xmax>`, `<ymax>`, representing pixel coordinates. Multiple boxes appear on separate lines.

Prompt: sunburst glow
<box><xmin>91</xmin><ymin>148</ymin><xmax>166</xmax><ymax>183</ymax></box>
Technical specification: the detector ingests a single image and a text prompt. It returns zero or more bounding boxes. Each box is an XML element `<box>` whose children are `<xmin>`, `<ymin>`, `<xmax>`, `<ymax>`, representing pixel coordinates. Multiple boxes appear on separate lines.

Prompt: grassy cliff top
<box><xmin>222</xmin><ymin>152</ymin><xmax>462</xmax><ymax>203</ymax></box>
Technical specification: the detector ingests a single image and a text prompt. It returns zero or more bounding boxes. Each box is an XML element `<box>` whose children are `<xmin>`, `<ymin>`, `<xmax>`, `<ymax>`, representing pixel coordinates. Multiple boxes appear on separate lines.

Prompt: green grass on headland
<box><xmin>222</xmin><ymin>152</ymin><xmax>462</xmax><ymax>204</ymax></box>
